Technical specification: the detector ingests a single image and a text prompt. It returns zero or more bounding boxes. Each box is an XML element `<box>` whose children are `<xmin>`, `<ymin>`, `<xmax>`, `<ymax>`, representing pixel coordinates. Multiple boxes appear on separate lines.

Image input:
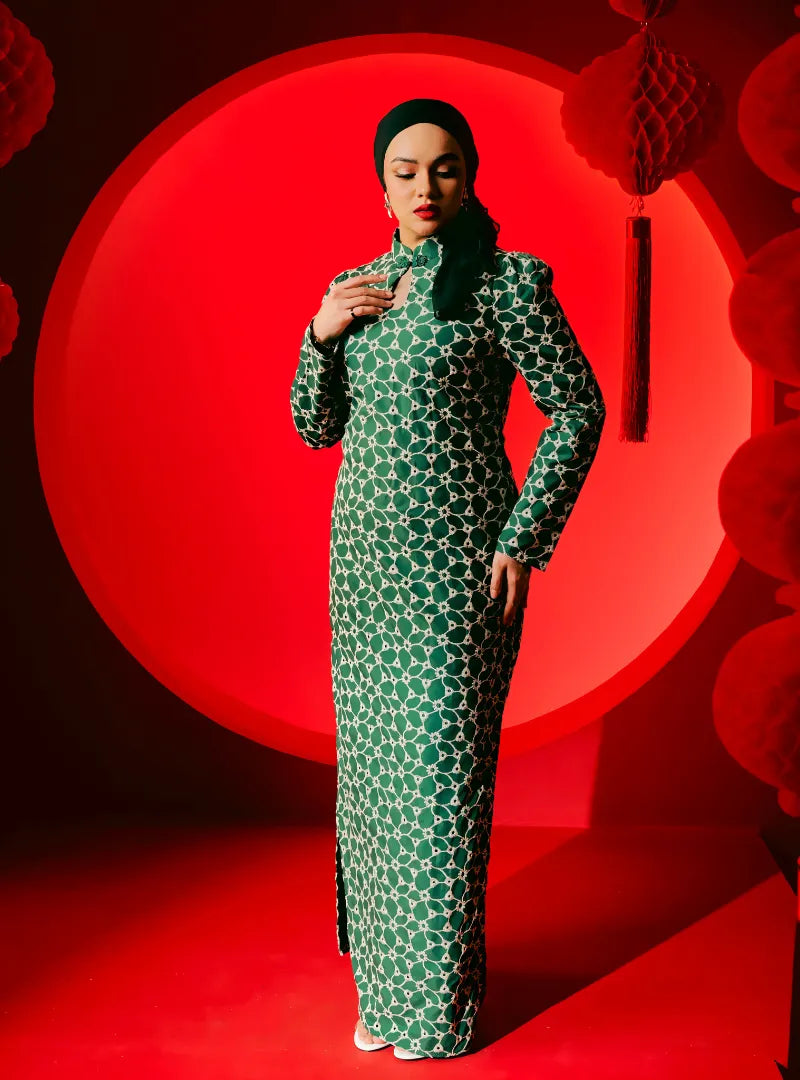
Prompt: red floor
<box><xmin>0</xmin><ymin>820</ymin><xmax>793</xmax><ymax>1078</ymax></box>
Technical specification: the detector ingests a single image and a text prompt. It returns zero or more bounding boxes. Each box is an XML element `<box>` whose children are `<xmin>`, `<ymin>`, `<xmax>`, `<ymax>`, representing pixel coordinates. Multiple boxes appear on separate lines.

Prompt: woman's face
<box><xmin>383</xmin><ymin>123</ymin><xmax>466</xmax><ymax>243</ymax></box>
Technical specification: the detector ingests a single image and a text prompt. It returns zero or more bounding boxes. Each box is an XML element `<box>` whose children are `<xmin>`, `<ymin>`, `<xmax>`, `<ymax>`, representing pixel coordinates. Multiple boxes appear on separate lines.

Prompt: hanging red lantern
<box><xmin>561</xmin><ymin>13</ymin><xmax>724</xmax><ymax>442</ymax></box>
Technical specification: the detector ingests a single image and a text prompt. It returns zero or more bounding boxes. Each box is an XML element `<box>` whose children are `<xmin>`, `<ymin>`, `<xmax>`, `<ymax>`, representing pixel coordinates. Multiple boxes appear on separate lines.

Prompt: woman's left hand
<box><xmin>490</xmin><ymin>552</ymin><xmax>530</xmax><ymax>627</ymax></box>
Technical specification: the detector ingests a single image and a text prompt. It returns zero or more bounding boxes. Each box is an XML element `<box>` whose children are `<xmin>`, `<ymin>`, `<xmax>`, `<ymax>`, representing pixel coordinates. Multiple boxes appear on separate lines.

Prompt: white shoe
<box><xmin>353</xmin><ymin>1020</ymin><xmax>391</xmax><ymax>1052</ymax></box>
<box><xmin>393</xmin><ymin>1045</ymin><xmax>426</xmax><ymax>1059</ymax></box>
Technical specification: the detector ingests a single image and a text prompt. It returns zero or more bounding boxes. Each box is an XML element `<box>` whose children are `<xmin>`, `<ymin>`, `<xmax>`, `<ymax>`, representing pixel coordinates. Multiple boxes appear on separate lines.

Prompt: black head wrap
<box><xmin>373</xmin><ymin>98</ymin><xmax>479</xmax><ymax>189</ymax></box>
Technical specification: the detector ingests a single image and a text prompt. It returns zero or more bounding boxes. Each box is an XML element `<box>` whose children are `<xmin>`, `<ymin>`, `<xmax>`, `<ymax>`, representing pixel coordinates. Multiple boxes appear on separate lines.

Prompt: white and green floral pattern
<box><xmin>290</xmin><ymin>227</ymin><xmax>605</xmax><ymax>1057</ymax></box>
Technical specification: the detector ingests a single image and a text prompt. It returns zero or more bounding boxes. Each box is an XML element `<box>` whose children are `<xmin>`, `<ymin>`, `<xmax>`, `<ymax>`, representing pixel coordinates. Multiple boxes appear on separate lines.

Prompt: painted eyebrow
<box><xmin>389</xmin><ymin>152</ymin><xmax>461</xmax><ymax>165</ymax></box>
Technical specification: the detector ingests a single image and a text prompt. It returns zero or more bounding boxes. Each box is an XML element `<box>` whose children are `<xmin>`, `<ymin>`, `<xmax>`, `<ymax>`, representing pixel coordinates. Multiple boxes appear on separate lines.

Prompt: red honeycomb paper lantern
<box><xmin>561</xmin><ymin>24</ymin><xmax>723</xmax><ymax>441</ymax></box>
<box><xmin>561</xmin><ymin>29</ymin><xmax>723</xmax><ymax>195</ymax></box>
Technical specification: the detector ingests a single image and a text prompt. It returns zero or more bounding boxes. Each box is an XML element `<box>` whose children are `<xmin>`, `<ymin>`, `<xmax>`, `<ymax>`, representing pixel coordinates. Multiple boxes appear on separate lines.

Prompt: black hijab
<box><xmin>373</xmin><ymin>98</ymin><xmax>479</xmax><ymax>190</ymax></box>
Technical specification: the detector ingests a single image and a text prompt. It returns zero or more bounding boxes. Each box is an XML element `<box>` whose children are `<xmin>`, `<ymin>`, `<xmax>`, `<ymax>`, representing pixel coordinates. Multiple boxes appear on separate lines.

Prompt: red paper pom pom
<box><xmin>0</xmin><ymin>276</ymin><xmax>19</xmax><ymax>360</ymax></box>
<box><xmin>712</xmin><ymin>613</ymin><xmax>800</xmax><ymax>815</ymax></box>
<box><xmin>738</xmin><ymin>32</ymin><xmax>800</xmax><ymax>193</ymax></box>
<box><xmin>718</xmin><ymin>419</ymin><xmax>800</xmax><ymax>583</ymax></box>
<box><xmin>0</xmin><ymin>1</ymin><xmax>54</xmax><ymax>168</ymax></box>
<box><xmin>729</xmin><ymin>229</ymin><xmax>800</xmax><ymax>387</ymax></box>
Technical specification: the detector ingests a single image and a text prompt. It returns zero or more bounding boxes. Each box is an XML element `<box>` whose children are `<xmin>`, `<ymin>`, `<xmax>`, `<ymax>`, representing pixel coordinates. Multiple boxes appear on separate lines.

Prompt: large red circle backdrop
<box><xmin>33</xmin><ymin>36</ymin><xmax>769</xmax><ymax>765</ymax></box>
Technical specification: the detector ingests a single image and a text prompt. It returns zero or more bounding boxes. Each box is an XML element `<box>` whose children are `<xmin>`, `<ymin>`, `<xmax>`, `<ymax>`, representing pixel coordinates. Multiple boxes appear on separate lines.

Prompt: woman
<box><xmin>290</xmin><ymin>98</ymin><xmax>606</xmax><ymax>1060</ymax></box>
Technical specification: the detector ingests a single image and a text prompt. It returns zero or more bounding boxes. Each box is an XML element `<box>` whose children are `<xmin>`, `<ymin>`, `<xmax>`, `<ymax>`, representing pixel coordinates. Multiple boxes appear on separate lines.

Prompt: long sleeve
<box><xmin>492</xmin><ymin>252</ymin><xmax>606</xmax><ymax>571</ymax></box>
<box><xmin>290</xmin><ymin>272</ymin><xmax>352</xmax><ymax>450</ymax></box>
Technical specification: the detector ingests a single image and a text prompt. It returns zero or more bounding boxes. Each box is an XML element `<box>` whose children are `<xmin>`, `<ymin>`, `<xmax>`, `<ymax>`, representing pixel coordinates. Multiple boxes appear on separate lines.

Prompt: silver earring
<box><xmin>384</xmin><ymin>194</ymin><xmax>393</xmax><ymax>218</ymax></box>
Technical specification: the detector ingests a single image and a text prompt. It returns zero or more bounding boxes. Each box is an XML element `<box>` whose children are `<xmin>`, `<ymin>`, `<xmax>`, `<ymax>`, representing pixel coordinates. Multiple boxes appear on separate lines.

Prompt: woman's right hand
<box><xmin>312</xmin><ymin>273</ymin><xmax>395</xmax><ymax>345</ymax></box>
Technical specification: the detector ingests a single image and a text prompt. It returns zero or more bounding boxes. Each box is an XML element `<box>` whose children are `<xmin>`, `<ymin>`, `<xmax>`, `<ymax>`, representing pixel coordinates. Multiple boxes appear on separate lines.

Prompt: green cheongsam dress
<box><xmin>290</xmin><ymin>226</ymin><xmax>606</xmax><ymax>1058</ymax></box>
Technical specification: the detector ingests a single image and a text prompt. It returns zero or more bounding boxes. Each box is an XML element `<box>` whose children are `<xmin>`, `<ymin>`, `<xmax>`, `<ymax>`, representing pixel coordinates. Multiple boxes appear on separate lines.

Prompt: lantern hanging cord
<box><xmin>629</xmin><ymin>194</ymin><xmax>646</xmax><ymax>216</ymax></box>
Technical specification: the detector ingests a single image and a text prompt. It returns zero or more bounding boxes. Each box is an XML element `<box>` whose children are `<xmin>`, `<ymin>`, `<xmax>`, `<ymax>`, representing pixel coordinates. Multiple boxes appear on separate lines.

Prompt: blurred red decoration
<box><xmin>718</xmin><ymin>420</ymin><xmax>800</xmax><ymax>583</ymax></box>
<box><xmin>712</xmin><ymin>610</ymin><xmax>800</xmax><ymax>817</ymax></box>
<box><xmin>738</xmin><ymin>32</ymin><xmax>800</xmax><ymax>193</ymax></box>
<box><xmin>608</xmin><ymin>0</ymin><xmax>677</xmax><ymax>18</ymax></box>
<box><xmin>0</xmin><ymin>3</ymin><xmax>54</xmax><ymax>363</ymax></box>
<box><xmin>729</xmin><ymin>230</ymin><xmax>800</xmax><ymax>388</ymax></box>
<box><xmin>714</xmin><ymin>12</ymin><xmax>800</xmax><ymax>838</ymax></box>
<box><xmin>0</xmin><ymin>2</ymin><xmax>54</xmax><ymax>167</ymax></box>
<box><xmin>0</xmin><ymin>276</ymin><xmax>19</xmax><ymax>358</ymax></box>
<box><xmin>561</xmin><ymin>23</ymin><xmax>723</xmax><ymax>441</ymax></box>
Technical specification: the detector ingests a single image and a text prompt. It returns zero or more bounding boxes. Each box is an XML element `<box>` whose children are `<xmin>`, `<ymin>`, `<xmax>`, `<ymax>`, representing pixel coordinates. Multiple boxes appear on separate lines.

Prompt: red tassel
<box><xmin>621</xmin><ymin>214</ymin><xmax>652</xmax><ymax>442</ymax></box>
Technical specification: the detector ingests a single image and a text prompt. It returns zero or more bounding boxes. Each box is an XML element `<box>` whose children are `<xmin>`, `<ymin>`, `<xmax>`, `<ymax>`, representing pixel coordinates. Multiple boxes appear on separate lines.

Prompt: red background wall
<box><xmin>1</xmin><ymin>0</ymin><xmax>795</xmax><ymax>831</ymax></box>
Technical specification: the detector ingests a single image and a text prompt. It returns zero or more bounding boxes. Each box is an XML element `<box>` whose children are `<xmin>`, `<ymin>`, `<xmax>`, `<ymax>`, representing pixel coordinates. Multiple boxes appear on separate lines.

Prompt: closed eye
<box><xmin>396</xmin><ymin>171</ymin><xmax>458</xmax><ymax>179</ymax></box>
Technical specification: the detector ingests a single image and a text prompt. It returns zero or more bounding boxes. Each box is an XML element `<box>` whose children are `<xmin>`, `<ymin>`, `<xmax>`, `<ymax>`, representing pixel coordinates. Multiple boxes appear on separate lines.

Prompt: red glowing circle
<box><xmin>33</xmin><ymin>36</ymin><xmax>768</xmax><ymax>765</ymax></box>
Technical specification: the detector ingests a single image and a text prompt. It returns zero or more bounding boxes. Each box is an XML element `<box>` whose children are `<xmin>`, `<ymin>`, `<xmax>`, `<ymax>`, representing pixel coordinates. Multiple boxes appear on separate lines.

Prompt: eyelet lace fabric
<box><xmin>290</xmin><ymin>226</ymin><xmax>606</xmax><ymax>1057</ymax></box>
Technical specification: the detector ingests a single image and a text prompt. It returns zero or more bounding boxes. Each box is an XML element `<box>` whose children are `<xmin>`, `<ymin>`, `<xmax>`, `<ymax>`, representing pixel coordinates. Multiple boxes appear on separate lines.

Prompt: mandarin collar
<box><xmin>389</xmin><ymin>226</ymin><xmax>444</xmax><ymax>272</ymax></box>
